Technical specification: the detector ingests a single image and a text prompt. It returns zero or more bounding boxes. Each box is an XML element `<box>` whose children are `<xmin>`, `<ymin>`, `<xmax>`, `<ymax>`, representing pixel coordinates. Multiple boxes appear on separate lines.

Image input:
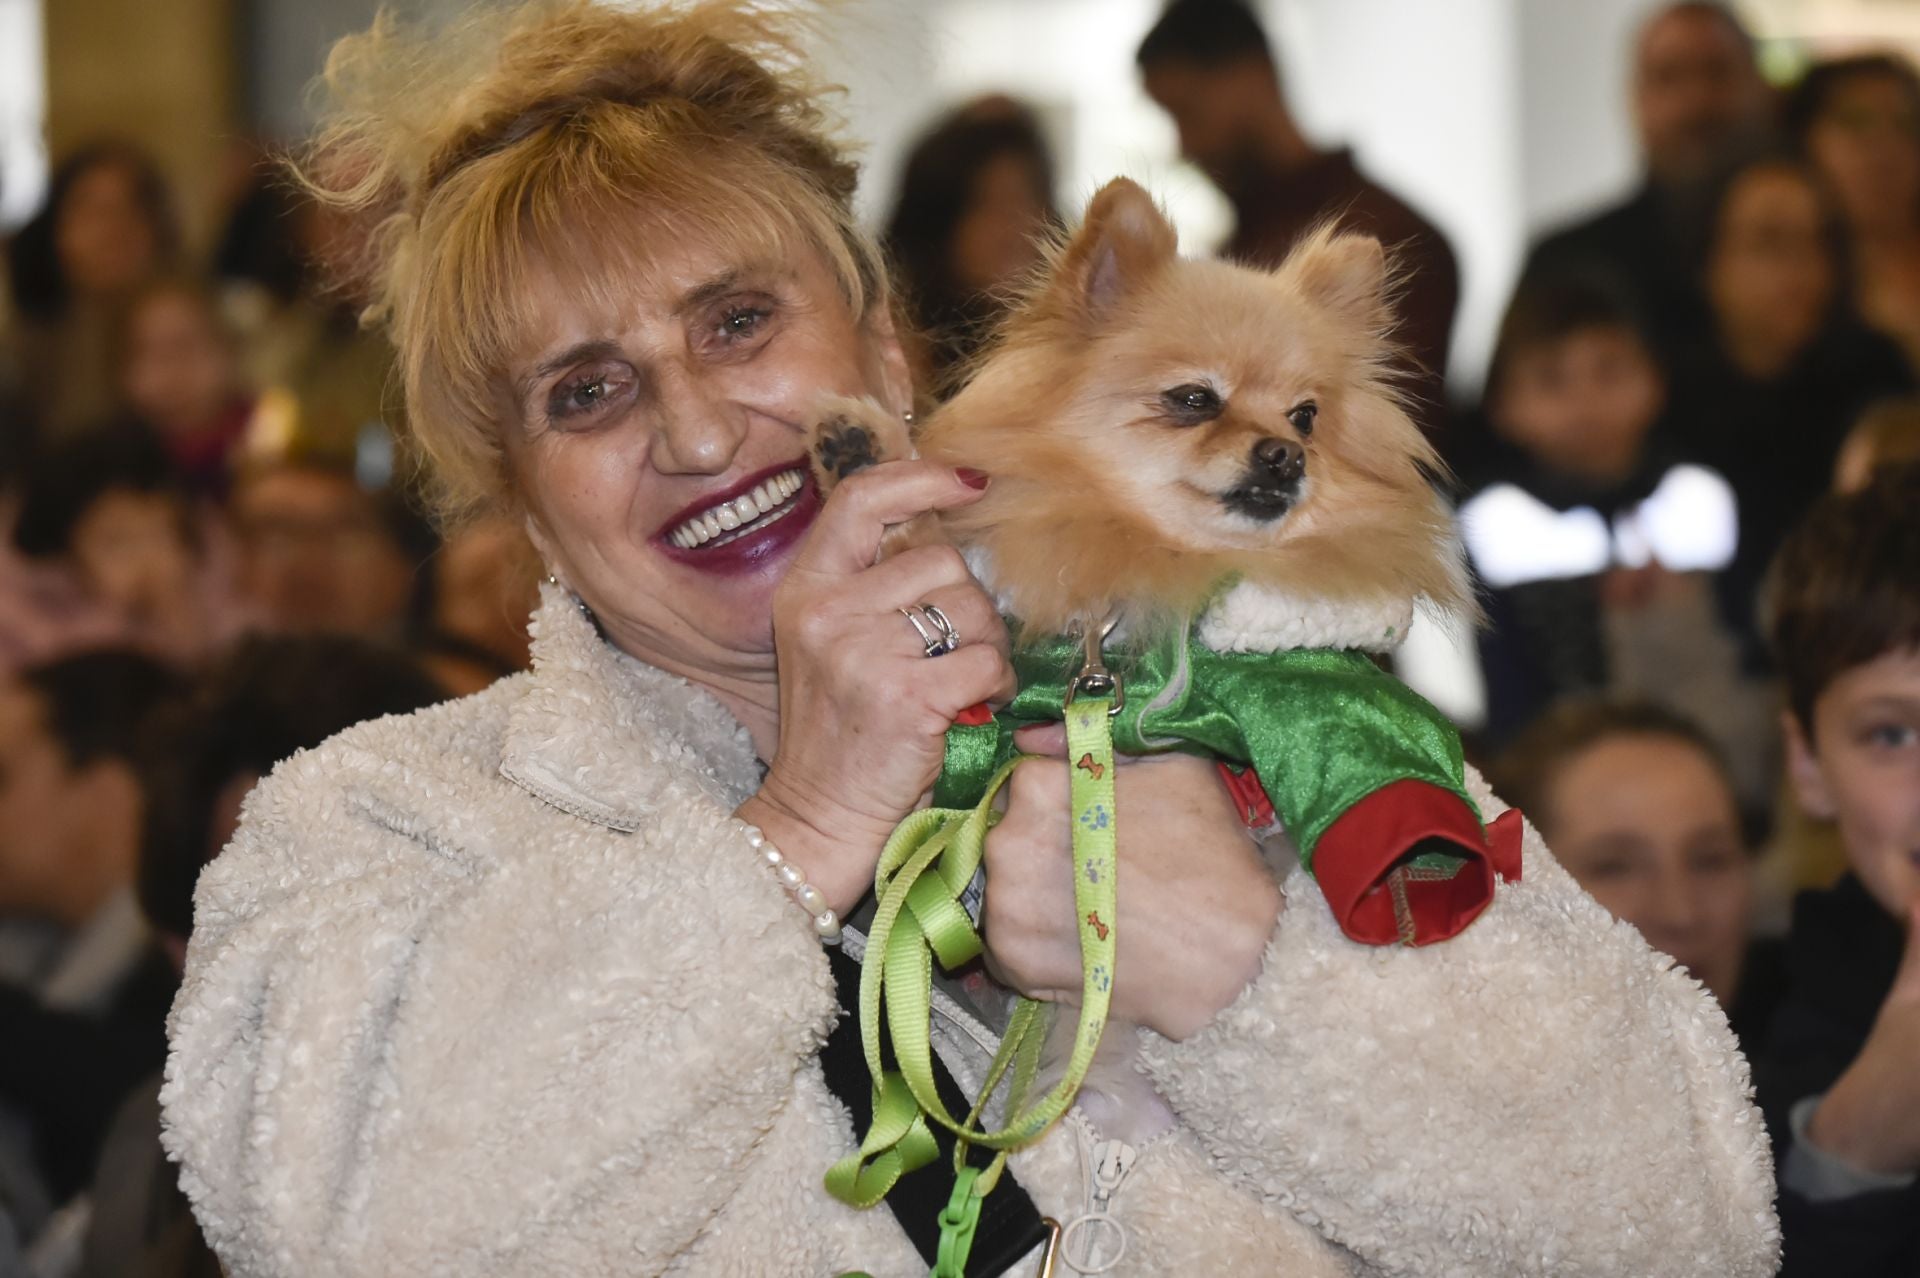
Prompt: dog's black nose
<box><xmin>1252</xmin><ymin>438</ymin><xmax>1305</xmax><ymax>484</ymax></box>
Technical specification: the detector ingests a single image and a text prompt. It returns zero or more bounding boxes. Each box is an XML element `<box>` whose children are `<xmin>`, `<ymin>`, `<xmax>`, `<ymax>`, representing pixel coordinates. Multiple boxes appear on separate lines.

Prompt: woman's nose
<box><xmin>648</xmin><ymin>368</ymin><xmax>748</xmax><ymax>475</ymax></box>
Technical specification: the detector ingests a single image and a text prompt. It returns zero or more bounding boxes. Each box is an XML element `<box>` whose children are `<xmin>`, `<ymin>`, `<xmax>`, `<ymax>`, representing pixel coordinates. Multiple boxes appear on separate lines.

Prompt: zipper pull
<box><xmin>1090</xmin><ymin>1139</ymin><xmax>1137</xmax><ymax>1210</ymax></box>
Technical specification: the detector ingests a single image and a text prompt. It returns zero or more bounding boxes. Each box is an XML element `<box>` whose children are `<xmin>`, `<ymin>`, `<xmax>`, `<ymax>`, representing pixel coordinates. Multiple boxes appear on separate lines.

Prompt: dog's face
<box><xmin>952</xmin><ymin>179</ymin><xmax>1436</xmax><ymax>554</ymax></box>
<box><xmin>924</xmin><ymin>178</ymin><xmax>1463</xmax><ymax>630</ymax></box>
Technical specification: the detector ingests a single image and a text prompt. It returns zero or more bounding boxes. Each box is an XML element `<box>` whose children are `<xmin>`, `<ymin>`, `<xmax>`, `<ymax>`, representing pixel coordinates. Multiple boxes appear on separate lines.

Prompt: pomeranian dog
<box><xmin>811</xmin><ymin>178</ymin><xmax>1506</xmax><ymax>1150</ymax></box>
<box><xmin>809</xmin><ymin>175</ymin><xmax>1470</xmax><ymax>639</ymax></box>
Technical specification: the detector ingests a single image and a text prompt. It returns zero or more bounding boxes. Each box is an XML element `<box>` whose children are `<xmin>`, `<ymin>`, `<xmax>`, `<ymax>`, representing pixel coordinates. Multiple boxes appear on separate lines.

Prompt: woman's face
<box><xmin>1706</xmin><ymin>165</ymin><xmax>1834</xmax><ymax>367</ymax></box>
<box><xmin>1806</xmin><ymin>73</ymin><xmax>1920</xmax><ymax>236</ymax></box>
<box><xmin>56</xmin><ymin>161</ymin><xmax>161</xmax><ymax>299</ymax></box>
<box><xmin>950</xmin><ymin>152</ymin><xmax>1049</xmax><ymax>297</ymax></box>
<box><xmin>1544</xmin><ymin>733</ymin><xmax>1753</xmax><ymax>1007</ymax></box>
<box><xmin>505</xmin><ymin>232</ymin><xmax>909</xmax><ymax>678</ymax></box>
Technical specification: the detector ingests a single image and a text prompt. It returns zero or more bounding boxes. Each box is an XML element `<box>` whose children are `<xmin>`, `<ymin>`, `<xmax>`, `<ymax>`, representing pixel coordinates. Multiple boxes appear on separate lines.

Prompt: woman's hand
<box><xmin>981</xmin><ymin>724</ymin><xmax>1285</xmax><ymax>1041</ymax></box>
<box><xmin>739</xmin><ymin>461</ymin><xmax>1013</xmax><ymax>914</ymax></box>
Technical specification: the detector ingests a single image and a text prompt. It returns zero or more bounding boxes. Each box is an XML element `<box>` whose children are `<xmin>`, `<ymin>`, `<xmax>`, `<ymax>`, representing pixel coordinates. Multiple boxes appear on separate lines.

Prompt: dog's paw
<box><xmin>806</xmin><ymin>395</ymin><xmax>913</xmax><ymax>496</ymax></box>
<box><xmin>815</xmin><ymin>415</ymin><xmax>880</xmax><ymax>481</ymax></box>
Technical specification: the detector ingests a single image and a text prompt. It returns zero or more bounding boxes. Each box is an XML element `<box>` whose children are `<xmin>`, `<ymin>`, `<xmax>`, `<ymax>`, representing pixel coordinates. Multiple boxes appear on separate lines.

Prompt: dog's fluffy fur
<box><xmin>810</xmin><ymin>177</ymin><xmax>1471</xmax><ymax>638</ymax></box>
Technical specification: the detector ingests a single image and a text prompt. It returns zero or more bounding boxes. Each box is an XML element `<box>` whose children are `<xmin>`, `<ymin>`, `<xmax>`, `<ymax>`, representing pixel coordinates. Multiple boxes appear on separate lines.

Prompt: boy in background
<box><xmin>1457</xmin><ymin>273</ymin><xmax>1765</xmax><ymax>805</ymax></box>
<box><xmin>1759</xmin><ymin>462</ymin><xmax>1920</xmax><ymax>1275</ymax></box>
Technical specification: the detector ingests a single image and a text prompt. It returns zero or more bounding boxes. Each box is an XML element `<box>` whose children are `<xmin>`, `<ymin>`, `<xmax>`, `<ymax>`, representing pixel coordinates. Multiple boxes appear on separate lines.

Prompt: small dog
<box><xmin>812</xmin><ymin>179</ymin><xmax>1514</xmax><ymax>1147</ymax></box>
<box><xmin>810</xmin><ymin>176</ymin><xmax>1471</xmax><ymax>640</ymax></box>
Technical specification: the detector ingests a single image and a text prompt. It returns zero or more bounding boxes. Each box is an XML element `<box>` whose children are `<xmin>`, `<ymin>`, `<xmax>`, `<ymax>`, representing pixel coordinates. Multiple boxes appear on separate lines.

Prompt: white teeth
<box><xmin>665</xmin><ymin>467</ymin><xmax>807</xmax><ymax>550</ymax></box>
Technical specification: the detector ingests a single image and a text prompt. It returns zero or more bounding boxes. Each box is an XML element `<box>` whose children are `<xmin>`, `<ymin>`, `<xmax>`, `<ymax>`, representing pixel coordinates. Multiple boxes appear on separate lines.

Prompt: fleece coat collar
<box><xmin>499</xmin><ymin>581</ymin><xmax>762</xmax><ymax>831</ymax></box>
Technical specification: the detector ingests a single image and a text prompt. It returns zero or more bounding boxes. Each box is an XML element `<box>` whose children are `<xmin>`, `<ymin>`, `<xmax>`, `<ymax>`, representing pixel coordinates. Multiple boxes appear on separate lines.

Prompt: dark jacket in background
<box><xmin>1664</xmin><ymin>324</ymin><xmax>1912</xmax><ymax>662</ymax></box>
<box><xmin>1521</xmin><ymin>181</ymin><xmax>1716</xmax><ymax>353</ymax></box>
<box><xmin>1756</xmin><ymin>874</ymin><xmax>1919</xmax><ymax>1277</ymax></box>
<box><xmin>1223</xmin><ymin>148</ymin><xmax>1459</xmax><ymax>445</ymax></box>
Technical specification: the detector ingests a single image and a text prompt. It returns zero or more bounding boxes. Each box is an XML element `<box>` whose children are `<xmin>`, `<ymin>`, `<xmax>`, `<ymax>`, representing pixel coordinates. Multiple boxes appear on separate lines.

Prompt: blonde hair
<box><xmin>298</xmin><ymin>0</ymin><xmax>885</xmax><ymax>523</ymax></box>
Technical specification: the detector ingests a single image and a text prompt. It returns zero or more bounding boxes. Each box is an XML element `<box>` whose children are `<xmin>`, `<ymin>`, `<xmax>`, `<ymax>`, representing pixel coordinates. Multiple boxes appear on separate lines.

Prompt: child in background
<box><xmin>1757</xmin><ymin>462</ymin><xmax>1920</xmax><ymax>1275</ymax></box>
<box><xmin>3</xmin><ymin>427</ymin><xmax>231</xmax><ymax>670</ymax></box>
<box><xmin>119</xmin><ymin>279</ymin><xmax>255</xmax><ymax>499</ymax></box>
<box><xmin>1457</xmin><ymin>273</ymin><xmax>1767</xmax><ymax>807</ymax></box>
<box><xmin>1490</xmin><ymin>697</ymin><xmax>1782</xmax><ymax>1052</ymax></box>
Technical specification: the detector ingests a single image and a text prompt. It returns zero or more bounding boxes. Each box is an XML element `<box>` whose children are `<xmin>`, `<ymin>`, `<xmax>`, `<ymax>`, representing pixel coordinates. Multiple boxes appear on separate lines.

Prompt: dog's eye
<box><xmin>1288</xmin><ymin>401</ymin><xmax>1318</xmax><ymax>436</ymax></box>
<box><xmin>1162</xmin><ymin>384</ymin><xmax>1222</xmax><ymax>422</ymax></box>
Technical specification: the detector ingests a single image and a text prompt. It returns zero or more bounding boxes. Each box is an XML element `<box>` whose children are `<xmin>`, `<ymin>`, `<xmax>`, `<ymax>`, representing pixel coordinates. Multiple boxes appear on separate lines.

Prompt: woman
<box><xmin>160</xmin><ymin>4</ymin><xmax>1777</xmax><ymax>1275</ymax></box>
<box><xmin>884</xmin><ymin>99</ymin><xmax>1058</xmax><ymax>394</ymax></box>
<box><xmin>1663</xmin><ymin>150</ymin><xmax>1911</xmax><ymax>660</ymax></box>
<box><xmin>1490</xmin><ymin>697</ymin><xmax>1785</xmax><ymax>1052</ymax></box>
<box><xmin>1788</xmin><ymin>53</ymin><xmax>1920</xmax><ymax>372</ymax></box>
<box><xmin>4</xmin><ymin>141</ymin><xmax>179</xmax><ymax>442</ymax></box>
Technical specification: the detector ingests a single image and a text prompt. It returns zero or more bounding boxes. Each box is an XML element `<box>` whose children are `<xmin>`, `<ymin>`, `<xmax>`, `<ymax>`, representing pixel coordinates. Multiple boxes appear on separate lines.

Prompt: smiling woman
<box><xmin>158</xmin><ymin>3</ymin><xmax>1780</xmax><ymax>1276</ymax></box>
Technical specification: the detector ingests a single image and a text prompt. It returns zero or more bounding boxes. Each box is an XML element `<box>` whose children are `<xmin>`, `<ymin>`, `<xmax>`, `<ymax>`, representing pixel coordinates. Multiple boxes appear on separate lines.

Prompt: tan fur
<box><xmin>810</xmin><ymin>177</ymin><xmax>1472</xmax><ymax>641</ymax></box>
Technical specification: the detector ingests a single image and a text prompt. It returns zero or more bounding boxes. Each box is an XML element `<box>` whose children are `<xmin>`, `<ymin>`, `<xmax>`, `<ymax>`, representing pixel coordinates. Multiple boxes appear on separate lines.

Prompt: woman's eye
<box><xmin>721</xmin><ymin>306</ymin><xmax>769</xmax><ymax>338</ymax></box>
<box><xmin>1161</xmin><ymin>384</ymin><xmax>1222</xmax><ymax>421</ymax></box>
<box><xmin>546</xmin><ymin>363</ymin><xmax>636</xmax><ymax>424</ymax></box>
<box><xmin>1288</xmin><ymin>401</ymin><xmax>1318</xmax><ymax>436</ymax></box>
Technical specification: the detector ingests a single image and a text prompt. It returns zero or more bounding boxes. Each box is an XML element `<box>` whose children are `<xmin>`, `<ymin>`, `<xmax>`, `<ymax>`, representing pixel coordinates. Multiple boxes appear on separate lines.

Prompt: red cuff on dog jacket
<box><xmin>1218</xmin><ymin>768</ymin><xmax>1523</xmax><ymax>947</ymax></box>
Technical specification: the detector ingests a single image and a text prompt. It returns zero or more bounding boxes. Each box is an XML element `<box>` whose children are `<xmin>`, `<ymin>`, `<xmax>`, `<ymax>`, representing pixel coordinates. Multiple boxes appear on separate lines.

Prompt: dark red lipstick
<box><xmin>653</xmin><ymin>458</ymin><xmax>820</xmax><ymax>577</ymax></box>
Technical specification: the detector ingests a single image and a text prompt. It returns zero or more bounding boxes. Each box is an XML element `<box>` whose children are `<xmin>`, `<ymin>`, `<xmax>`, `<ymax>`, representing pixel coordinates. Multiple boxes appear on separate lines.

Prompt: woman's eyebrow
<box><xmin>518</xmin><ymin>338</ymin><xmax>624</xmax><ymax>402</ymax></box>
<box><xmin>676</xmin><ymin>263</ymin><xmax>786</xmax><ymax>315</ymax></box>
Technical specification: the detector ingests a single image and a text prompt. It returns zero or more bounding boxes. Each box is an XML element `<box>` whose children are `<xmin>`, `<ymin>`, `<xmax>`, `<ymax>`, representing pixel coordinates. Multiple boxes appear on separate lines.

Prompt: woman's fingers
<box><xmin>793</xmin><ymin>461</ymin><xmax>988</xmax><ymax>576</ymax></box>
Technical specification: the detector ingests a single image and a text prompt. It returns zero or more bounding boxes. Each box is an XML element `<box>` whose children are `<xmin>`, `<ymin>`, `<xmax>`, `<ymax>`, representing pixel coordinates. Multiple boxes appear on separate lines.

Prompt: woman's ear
<box><xmin>1782</xmin><ymin>708</ymin><xmax>1837</xmax><ymax>820</ymax></box>
<box><xmin>522</xmin><ymin>511</ymin><xmax>563</xmax><ymax>590</ymax></box>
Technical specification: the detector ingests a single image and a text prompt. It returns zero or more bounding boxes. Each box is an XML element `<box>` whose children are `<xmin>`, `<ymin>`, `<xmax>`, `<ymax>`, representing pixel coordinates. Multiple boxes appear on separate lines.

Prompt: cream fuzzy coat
<box><xmin>161</xmin><ymin>583</ymin><xmax>1780</xmax><ymax>1277</ymax></box>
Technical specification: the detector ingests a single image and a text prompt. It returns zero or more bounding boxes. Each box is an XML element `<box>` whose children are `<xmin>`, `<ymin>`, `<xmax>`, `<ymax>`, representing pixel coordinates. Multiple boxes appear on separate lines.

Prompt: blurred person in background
<box><xmin>3</xmin><ymin>428</ymin><xmax>230</xmax><ymax>672</ymax></box>
<box><xmin>0</xmin><ymin>651</ymin><xmax>182</xmax><ymax>1241</ymax></box>
<box><xmin>1665</xmin><ymin>150</ymin><xmax>1911</xmax><ymax>661</ymax></box>
<box><xmin>59</xmin><ymin>636</ymin><xmax>445</xmax><ymax>1278</ymax></box>
<box><xmin>426</xmin><ymin>515</ymin><xmax>539</xmax><ymax>683</ymax></box>
<box><xmin>1523</xmin><ymin>2</ymin><xmax>1773</xmax><ymax>352</ymax></box>
<box><xmin>1788</xmin><ymin>53</ymin><xmax>1920</xmax><ymax>374</ymax></box>
<box><xmin>228</xmin><ymin>456</ymin><xmax>432</xmax><ymax>642</ymax></box>
<box><xmin>211</xmin><ymin>163</ymin><xmax>399</xmax><ymax>464</ymax></box>
<box><xmin>1491</xmin><ymin>697</ymin><xmax>1783</xmax><ymax>1052</ymax></box>
<box><xmin>3</xmin><ymin>143</ymin><xmax>180</xmax><ymax>444</ymax></box>
<box><xmin>1137</xmin><ymin>0</ymin><xmax>1458</xmax><ymax>441</ymax></box>
<box><xmin>1457</xmin><ymin>273</ymin><xmax>1768</xmax><ymax>806</ymax></box>
<box><xmin>118</xmin><ymin>280</ymin><xmax>255</xmax><ymax>500</ymax></box>
<box><xmin>883</xmin><ymin>98</ymin><xmax>1059</xmax><ymax>394</ymax></box>
<box><xmin>1482</xmin><ymin>698</ymin><xmax>1781</xmax><ymax>1043</ymax></box>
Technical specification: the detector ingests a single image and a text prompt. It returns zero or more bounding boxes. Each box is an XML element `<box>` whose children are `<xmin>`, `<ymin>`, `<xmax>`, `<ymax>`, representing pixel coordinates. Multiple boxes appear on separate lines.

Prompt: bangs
<box><xmin>397</xmin><ymin>105</ymin><xmax>879</xmax><ymax>521</ymax></box>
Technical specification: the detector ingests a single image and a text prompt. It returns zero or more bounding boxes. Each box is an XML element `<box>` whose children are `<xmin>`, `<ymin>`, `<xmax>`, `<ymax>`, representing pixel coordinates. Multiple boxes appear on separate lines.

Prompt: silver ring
<box><xmin>919</xmin><ymin>603</ymin><xmax>960</xmax><ymax>655</ymax></box>
<box><xmin>899</xmin><ymin>606</ymin><xmax>945</xmax><ymax>658</ymax></box>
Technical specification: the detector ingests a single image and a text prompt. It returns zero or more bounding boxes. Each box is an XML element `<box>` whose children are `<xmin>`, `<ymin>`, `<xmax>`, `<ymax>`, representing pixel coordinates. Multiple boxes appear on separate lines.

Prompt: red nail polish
<box><xmin>956</xmin><ymin>468</ymin><xmax>990</xmax><ymax>490</ymax></box>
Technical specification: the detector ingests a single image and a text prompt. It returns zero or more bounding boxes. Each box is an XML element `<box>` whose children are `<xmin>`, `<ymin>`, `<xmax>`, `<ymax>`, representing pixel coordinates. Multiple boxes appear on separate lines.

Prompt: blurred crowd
<box><xmin>2</xmin><ymin>0</ymin><xmax>1919</xmax><ymax>1274</ymax></box>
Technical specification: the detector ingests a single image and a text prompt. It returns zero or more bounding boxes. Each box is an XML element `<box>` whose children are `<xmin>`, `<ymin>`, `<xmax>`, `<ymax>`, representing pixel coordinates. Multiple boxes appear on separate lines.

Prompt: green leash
<box><xmin>827</xmin><ymin>627</ymin><xmax>1122</xmax><ymax>1277</ymax></box>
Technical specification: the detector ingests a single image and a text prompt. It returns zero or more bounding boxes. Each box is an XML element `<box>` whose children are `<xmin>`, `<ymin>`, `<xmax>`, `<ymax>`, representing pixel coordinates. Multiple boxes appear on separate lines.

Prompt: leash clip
<box><xmin>1065</xmin><ymin>614</ymin><xmax>1123</xmax><ymax>716</ymax></box>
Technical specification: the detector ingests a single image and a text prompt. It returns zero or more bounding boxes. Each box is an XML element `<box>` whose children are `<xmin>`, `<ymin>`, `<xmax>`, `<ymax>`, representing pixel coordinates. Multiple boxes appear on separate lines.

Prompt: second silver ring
<box><xmin>899</xmin><ymin>603</ymin><xmax>960</xmax><ymax>657</ymax></box>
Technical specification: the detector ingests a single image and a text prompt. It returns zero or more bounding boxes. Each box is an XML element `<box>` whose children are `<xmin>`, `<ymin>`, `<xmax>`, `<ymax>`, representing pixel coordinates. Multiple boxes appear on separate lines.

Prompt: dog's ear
<box><xmin>1291</xmin><ymin>229</ymin><xmax>1391</xmax><ymax>333</ymax></box>
<box><xmin>1048</xmin><ymin>178</ymin><xmax>1178</xmax><ymax>329</ymax></box>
